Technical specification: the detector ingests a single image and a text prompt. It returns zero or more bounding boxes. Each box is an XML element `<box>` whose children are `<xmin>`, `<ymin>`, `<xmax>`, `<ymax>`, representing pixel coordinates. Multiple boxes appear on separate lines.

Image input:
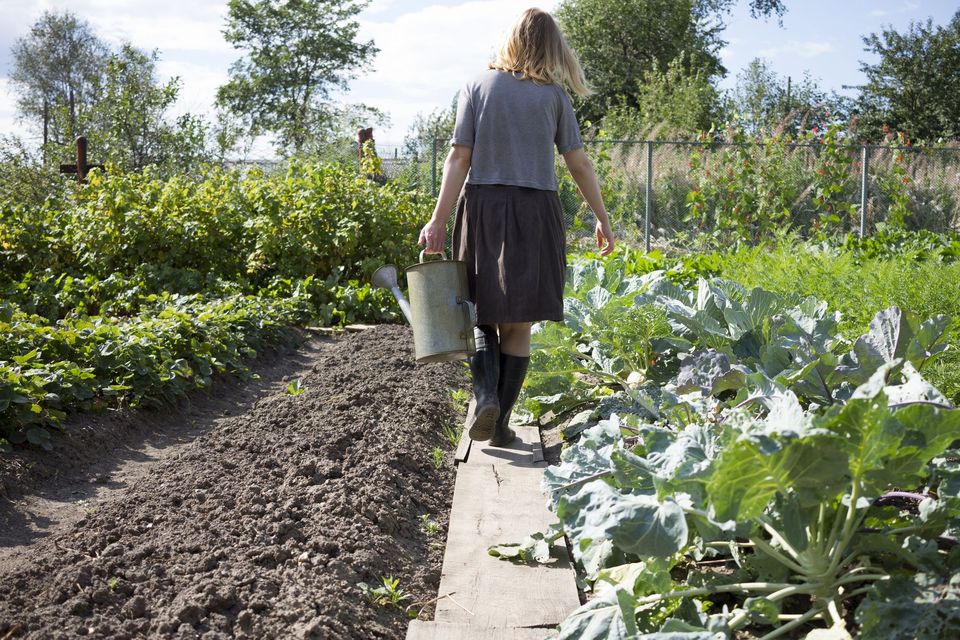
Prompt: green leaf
<box><xmin>904</xmin><ymin>314</ymin><xmax>951</xmax><ymax>368</ymax></box>
<box><xmin>721</xmin><ymin>286</ymin><xmax>781</xmax><ymax>341</ymax></box>
<box><xmin>744</xmin><ymin>596</ymin><xmax>779</xmax><ymax>624</ymax></box>
<box><xmin>676</xmin><ymin>349</ymin><xmax>731</xmax><ymax>395</ymax></box>
<box><xmin>559</xmin><ymin>480</ymin><xmax>688</xmax><ymax>558</ymax></box>
<box><xmin>488</xmin><ymin>530</ymin><xmax>556</xmax><ymax>564</ymax></box>
<box><xmin>594</xmin><ymin>558</ymin><xmax>675</xmax><ymax>596</ymax></box>
<box><xmin>856</xmin><ymin>573</ymin><xmax>960</xmax><ymax>640</ymax></box>
<box><xmin>708</xmin><ymin>436</ymin><xmax>848</xmax><ymax>520</ymax></box>
<box><xmin>554</xmin><ymin>587</ymin><xmax>637</xmax><ymax>640</ymax></box>
<box><xmin>543</xmin><ymin>440</ymin><xmax>614</xmax><ymax>510</ymax></box>
<box><xmin>817</xmin><ymin>394</ymin><xmax>903</xmax><ymax>491</ymax></box>
<box><xmin>878</xmin><ymin>403</ymin><xmax>960</xmax><ymax>490</ymax></box>
<box><xmin>25</xmin><ymin>427</ymin><xmax>52</xmax><ymax>450</ymax></box>
<box><xmin>884</xmin><ymin>362</ymin><xmax>950</xmax><ymax>407</ymax></box>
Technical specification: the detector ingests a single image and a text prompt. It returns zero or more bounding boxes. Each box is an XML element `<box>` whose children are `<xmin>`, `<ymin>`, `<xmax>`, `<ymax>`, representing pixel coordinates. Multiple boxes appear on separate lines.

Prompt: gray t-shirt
<box><xmin>451</xmin><ymin>69</ymin><xmax>583</xmax><ymax>191</ymax></box>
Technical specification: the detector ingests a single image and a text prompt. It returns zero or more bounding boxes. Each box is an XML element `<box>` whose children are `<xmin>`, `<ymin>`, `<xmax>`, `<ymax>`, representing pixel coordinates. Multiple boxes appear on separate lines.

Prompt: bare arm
<box><xmin>562</xmin><ymin>148</ymin><xmax>615</xmax><ymax>256</ymax></box>
<box><xmin>418</xmin><ymin>144</ymin><xmax>472</xmax><ymax>254</ymax></box>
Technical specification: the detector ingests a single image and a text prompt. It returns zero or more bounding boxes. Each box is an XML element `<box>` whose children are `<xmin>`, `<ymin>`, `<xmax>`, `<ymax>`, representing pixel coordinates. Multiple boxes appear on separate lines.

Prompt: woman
<box><xmin>418</xmin><ymin>8</ymin><xmax>614</xmax><ymax>446</ymax></box>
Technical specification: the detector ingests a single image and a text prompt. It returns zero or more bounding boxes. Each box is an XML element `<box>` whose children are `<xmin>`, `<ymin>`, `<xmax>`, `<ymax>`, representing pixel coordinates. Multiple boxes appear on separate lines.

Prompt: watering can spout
<box><xmin>371</xmin><ymin>264</ymin><xmax>414</xmax><ymax>325</ymax></box>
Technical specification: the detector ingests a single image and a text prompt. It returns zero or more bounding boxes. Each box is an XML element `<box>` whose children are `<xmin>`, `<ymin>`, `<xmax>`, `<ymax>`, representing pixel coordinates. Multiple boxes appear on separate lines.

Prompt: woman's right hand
<box><xmin>596</xmin><ymin>219</ymin><xmax>615</xmax><ymax>256</ymax></box>
<box><xmin>418</xmin><ymin>217</ymin><xmax>446</xmax><ymax>254</ymax></box>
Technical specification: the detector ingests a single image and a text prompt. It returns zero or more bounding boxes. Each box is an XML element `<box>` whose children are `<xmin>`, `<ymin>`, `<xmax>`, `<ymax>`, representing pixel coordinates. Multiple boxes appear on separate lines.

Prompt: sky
<box><xmin>0</xmin><ymin>0</ymin><xmax>956</xmax><ymax>159</ymax></box>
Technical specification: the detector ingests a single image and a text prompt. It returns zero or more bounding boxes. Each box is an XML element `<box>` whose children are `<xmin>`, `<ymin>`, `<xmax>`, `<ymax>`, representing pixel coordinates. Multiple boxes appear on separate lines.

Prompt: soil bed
<box><xmin>0</xmin><ymin>325</ymin><xmax>467</xmax><ymax>639</ymax></box>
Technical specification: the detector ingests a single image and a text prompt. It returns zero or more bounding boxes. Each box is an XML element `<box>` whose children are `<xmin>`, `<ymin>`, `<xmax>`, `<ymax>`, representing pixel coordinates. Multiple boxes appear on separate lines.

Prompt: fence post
<box><xmin>859</xmin><ymin>145</ymin><xmax>869</xmax><ymax>237</ymax></box>
<box><xmin>645</xmin><ymin>141</ymin><xmax>653</xmax><ymax>253</ymax></box>
<box><xmin>431</xmin><ymin>138</ymin><xmax>438</xmax><ymax>197</ymax></box>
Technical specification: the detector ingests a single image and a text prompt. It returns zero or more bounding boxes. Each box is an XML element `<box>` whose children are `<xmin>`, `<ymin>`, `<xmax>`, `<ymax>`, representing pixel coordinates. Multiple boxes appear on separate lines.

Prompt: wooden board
<box><xmin>406</xmin><ymin>620</ymin><xmax>556</xmax><ymax>640</ymax></box>
<box><xmin>304</xmin><ymin>323</ymin><xmax>377</xmax><ymax>333</ymax></box>
<box><xmin>454</xmin><ymin>399</ymin><xmax>474</xmax><ymax>463</ymax></box>
<box><xmin>433</xmin><ymin>459</ymin><xmax>580</xmax><ymax>628</ymax></box>
<box><xmin>457</xmin><ymin>416</ymin><xmax>542</xmax><ymax>467</ymax></box>
<box><xmin>466</xmin><ymin>425</ymin><xmax>540</xmax><ymax>467</ymax></box>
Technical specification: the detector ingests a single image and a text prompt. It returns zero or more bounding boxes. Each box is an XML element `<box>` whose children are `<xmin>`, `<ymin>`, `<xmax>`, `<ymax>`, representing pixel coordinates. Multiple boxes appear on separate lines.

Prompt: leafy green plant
<box><xmin>439</xmin><ymin>422</ymin><xmax>461</xmax><ymax>449</ymax></box>
<box><xmin>419</xmin><ymin>514</ymin><xmax>440</xmax><ymax>536</ymax></box>
<box><xmin>499</xmin><ymin>255</ymin><xmax>959</xmax><ymax>639</ymax></box>
<box><xmin>875</xmin><ymin>135</ymin><xmax>915</xmax><ymax>229</ymax></box>
<box><xmin>431</xmin><ymin>447</ymin><xmax>444</xmax><ymax>470</ymax></box>
<box><xmin>286</xmin><ymin>379</ymin><xmax>305</xmax><ymax>396</ymax></box>
<box><xmin>359</xmin><ymin>575</ymin><xmax>412</xmax><ymax>610</ymax></box>
<box><xmin>686</xmin><ymin>128</ymin><xmax>800</xmax><ymax>242</ymax></box>
<box><xmin>0</xmin><ymin>291</ymin><xmax>305</xmax><ymax>450</ymax></box>
<box><xmin>450</xmin><ymin>388</ymin><xmax>470</xmax><ymax>414</ymax></box>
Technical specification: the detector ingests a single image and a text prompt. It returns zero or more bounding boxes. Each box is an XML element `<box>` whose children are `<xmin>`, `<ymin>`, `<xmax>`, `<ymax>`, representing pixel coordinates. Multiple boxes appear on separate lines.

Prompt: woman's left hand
<box><xmin>418</xmin><ymin>217</ymin><xmax>446</xmax><ymax>254</ymax></box>
<box><xmin>596</xmin><ymin>219</ymin><xmax>615</xmax><ymax>256</ymax></box>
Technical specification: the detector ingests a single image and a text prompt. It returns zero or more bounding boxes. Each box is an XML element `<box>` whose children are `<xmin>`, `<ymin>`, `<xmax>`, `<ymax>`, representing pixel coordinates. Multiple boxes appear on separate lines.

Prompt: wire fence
<box><xmin>391</xmin><ymin>138</ymin><xmax>960</xmax><ymax>249</ymax></box>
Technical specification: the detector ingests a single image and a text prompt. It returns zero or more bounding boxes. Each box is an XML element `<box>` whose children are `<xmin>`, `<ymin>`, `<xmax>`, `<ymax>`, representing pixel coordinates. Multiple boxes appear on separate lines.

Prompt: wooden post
<box><xmin>43</xmin><ymin>99</ymin><xmax>49</xmax><ymax>151</ymax></box>
<box><xmin>59</xmin><ymin>136</ymin><xmax>105</xmax><ymax>184</ymax></box>
<box><xmin>76</xmin><ymin>136</ymin><xmax>88</xmax><ymax>183</ymax></box>
<box><xmin>357</xmin><ymin>127</ymin><xmax>374</xmax><ymax>163</ymax></box>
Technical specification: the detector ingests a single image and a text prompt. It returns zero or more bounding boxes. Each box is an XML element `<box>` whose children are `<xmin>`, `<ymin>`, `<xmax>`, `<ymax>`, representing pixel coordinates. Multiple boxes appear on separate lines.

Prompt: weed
<box><xmin>431</xmin><ymin>447</ymin><xmax>444</xmax><ymax>470</ymax></box>
<box><xmin>75</xmin><ymin>499</ymin><xmax>97</xmax><ymax>516</ymax></box>
<box><xmin>286</xmin><ymin>379</ymin><xmax>305</xmax><ymax>395</ymax></box>
<box><xmin>440</xmin><ymin>421</ymin><xmax>461</xmax><ymax>449</ymax></box>
<box><xmin>450</xmin><ymin>387</ymin><xmax>469</xmax><ymax>413</ymax></box>
<box><xmin>359</xmin><ymin>575</ymin><xmax>411</xmax><ymax>611</ymax></box>
<box><xmin>108</xmin><ymin>577</ymin><xmax>118</xmax><ymax>591</ymax></box>
<box><xmin>419</xmin><ymin>513</ymin><xmax>440</xmax><ymax>536</ymax></box>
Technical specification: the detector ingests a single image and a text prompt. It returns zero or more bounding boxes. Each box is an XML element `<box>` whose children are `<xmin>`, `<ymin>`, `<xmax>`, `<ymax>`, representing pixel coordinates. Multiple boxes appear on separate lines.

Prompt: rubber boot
<box><xmin>467</xmin><ymin>324</ymin><xmax>500</xmax><ymax>441</ymax></box>
<box><xmin>489</xmin><ymin>354</ymin><xmax>529</xmax><ymax>447</ymax></box>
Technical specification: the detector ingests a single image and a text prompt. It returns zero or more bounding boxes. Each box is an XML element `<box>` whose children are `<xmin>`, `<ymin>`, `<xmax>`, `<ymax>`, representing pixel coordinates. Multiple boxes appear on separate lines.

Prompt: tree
<box><xmin>216</xmin><ymin>0</ymin><xmax>378</xmax><ymax>154</ymax></box>
<box><xmin>603</xmin><ymin>54</ymin><xmax>720</xmax><ymax>139</ymax></box>
<box><xmin>855</xmin><ymin>11</ymin><xmax>960</xmax><ymax>142</ymax></box>
<box><xmin>555</xmin><ymin>0</ymin><xmax>786</xmax><ymax>124</ymax></box>
<box><xmin>724</xmin><ymin>58</ymin><xmax>850</xmax><ymax>137</ymax></box>
<box><xmin>403</xmin><ymin>95</ymin><xmax>458</xmax><ymax>159</ymax></box>
<box><xmin>85</xmin><ymin>44</ymin><xmax>212</xmax><ymax>171</ymax></box>
<box><xmin>9</xmin><ymin>10</ymin><xmax>109</xmax><ymax>148</ymax></box>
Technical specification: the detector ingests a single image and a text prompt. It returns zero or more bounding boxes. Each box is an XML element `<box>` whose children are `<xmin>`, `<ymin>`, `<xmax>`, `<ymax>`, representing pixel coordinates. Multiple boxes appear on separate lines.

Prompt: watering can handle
<box><xmin>458</xmin><ymin>297</ymin><xmax>477</xmax><ymax>329</ymax></box>
<box><xmin>419</xmin><ymin>249</ymin><xmax>447</xmax><ymax>262</ymax></box>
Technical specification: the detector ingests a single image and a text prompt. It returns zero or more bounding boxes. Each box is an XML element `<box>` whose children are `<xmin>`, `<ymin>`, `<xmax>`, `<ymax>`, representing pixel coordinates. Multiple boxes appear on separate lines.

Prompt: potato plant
<box><xmin>0</xmin><ymin>157</ymin><xmax>424</xmax><ymax>451</ymax></box>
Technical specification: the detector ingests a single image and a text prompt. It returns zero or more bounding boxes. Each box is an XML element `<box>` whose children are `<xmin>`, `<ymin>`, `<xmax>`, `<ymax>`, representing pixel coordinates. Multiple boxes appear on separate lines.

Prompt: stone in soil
<box><xmin>0</xmin><ymin>325</ymin><xmax>467</xmax><ymax>639</ymax></box>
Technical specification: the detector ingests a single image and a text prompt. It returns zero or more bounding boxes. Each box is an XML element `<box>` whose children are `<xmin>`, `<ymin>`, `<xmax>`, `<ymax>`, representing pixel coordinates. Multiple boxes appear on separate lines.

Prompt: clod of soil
<box><xmin>0</xmin><ymin>325</ymin><xmax>467</xmax><ymax>639</ymax></box>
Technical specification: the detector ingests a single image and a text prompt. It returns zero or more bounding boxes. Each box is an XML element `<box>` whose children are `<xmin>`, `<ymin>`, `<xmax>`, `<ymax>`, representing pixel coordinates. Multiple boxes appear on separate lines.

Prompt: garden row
<box><xmin>0</xmin><ymin>159</ymin><xmax>427</xmax><ymax>450</ymax></box>
<box><xmin>499</xmin><ymin>240</ymin><xmax>960</xmax><ymax>639</ymax></box>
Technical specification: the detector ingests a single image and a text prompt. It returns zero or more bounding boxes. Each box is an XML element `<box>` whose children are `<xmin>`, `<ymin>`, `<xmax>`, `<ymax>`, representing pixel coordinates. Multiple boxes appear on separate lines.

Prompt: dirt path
<box><xmin>0</xmin><ymin>325</ymin><xmax>467</xmax><ymax>639</ymax></box>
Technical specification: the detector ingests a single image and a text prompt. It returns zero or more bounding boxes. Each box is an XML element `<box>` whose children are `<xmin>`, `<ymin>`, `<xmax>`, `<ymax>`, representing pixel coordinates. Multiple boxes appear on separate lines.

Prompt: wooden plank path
<box><xmin>407</xmin><ymin>425</ymin><xmax>580</xmax><ymax>640</ymax></box>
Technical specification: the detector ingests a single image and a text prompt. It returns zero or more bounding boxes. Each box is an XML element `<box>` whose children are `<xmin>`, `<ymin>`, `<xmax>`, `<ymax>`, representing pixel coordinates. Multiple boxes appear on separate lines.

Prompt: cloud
<box><xmin>758</xmin><ymin>41</ymin><xmax>834</xmax><ymax>59</ymax></box>
<box><xmin>0</xmin><ymin>0</ymin><xmax>566</xmax><ymax>151</ymax></box>
<box><xmin>155</xmin><ymin>58</ymin><xmax>230</xmax><ymax>119</ymax></box>
<box><xmin>0</xmin><ymin>77</ymin><xmax>39</xmax><ymax>144</ymax></box>
<box><xmin>344</xmin><ymin>0</ymin><xmax>558</xmax><ymax>143</ymax></box>
<box><xmin>869</xmin><ymin>9</ymin><xmax>889</xmax><ymax>17</ymax></box>
<box><xmin>363</xmin><ymin>0</ymin><xmax>400</xmax><ymax>16</ymax></box>
<box><xmin>82</xmin><ymin>2</ymin><xmax>235</xmax><ymax>56</ymax></box>
<box><xmin>0</xmin><ymin>0</ymin><xmax>237</xmax><ymax>142</ymax></box>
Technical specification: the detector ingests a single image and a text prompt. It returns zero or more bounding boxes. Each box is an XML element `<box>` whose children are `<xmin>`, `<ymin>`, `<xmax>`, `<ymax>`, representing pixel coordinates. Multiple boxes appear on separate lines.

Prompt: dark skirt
<box><xmin>452</xmin><ymin>183</ymin><xmax>566</xmax><ymax>325</ymax></box>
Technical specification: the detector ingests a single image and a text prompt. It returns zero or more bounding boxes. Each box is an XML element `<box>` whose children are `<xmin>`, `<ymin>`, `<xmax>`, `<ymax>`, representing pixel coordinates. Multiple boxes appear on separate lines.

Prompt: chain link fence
<box><xmin>415</xmin><ymin>138</ymin><xmax>960</xmax><ymax>249</ymax></box>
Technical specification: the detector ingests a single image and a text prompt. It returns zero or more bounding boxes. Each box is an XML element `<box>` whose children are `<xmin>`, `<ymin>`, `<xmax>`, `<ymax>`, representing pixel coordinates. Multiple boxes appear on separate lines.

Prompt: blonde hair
<box><xmin>490</xmin><ymin>8</ymin><xmax>591</xmax><ymax>97</ymax></box>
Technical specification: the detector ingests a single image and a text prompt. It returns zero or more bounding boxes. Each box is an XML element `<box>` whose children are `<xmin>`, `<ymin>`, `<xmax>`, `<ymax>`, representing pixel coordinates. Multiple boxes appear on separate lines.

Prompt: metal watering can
<box><xmin>372</xmin><ymin>251</ymin><xmax>477</xmax><ymax>363</ymax></box>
